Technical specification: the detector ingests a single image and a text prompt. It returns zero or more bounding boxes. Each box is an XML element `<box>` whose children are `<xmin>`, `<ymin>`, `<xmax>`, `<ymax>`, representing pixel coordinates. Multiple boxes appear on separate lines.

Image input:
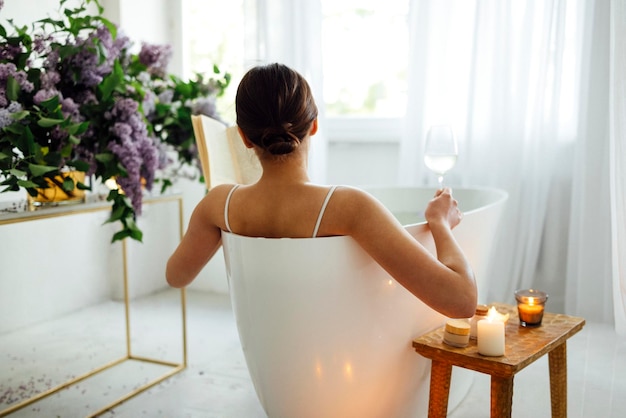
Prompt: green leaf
<box><xmin>0</xmin><ymin>152</ymin><xmax>10</xmax><ymax>161</ymax></box>
<box><xmin>10</xmin><ymin>110</ymin><xmax>29</xmax><ymax>121</ymax></box>
<box><xmin>26</xmin><ymin>187</ymin><xmax>39</xmax><ymax>197</ymax></box>
<box><xmin>6</xmin><ymin>76</ymin><xmax>19</xmax><ymax>102</ymax></box>
<box><xmin>17</xmin><ymin>179</ymin><xmax>39</xmax><ymax>188</ymax></box>
<box><xmin>159</xmin><ymin>178</ymin><xmax>173</xmax><ymax>194</ymax></box>
<box><xmin>9</xmin><ymin>168</ymin><xmax>26</xmax><ymax>177</ymax></box>
<box><xmin>99</xmin><ymin>60</ymin><xmax>124</xmax><ymax>101</ymax></box>
<box><xmin>37</xmin><ymin>117</ymin><xmax>65</xmax><ymax>128</ymax></box>
<box><xmin>28</xmin><ymin>163</ymin><xmax>58</xmax><ymax>177</ymax></box>
<box><xmin>106</xmin><ymin>204</ymin><xmax>126</xmax><ymax>223</ymax></box>
<box><xmin>76</xmin><ymin>181</ymin><xmax>91</xmax><ymax>191</ymax></box>
<box><xmin>60</xmin><ymin>143</ymin><xmax>73</xmax><ymax>158</ymax></box>
<box><xmin>124</xmin><ymin>218</ymin><xmax>143</xmax><ymax>241</ymax></box>
<box><xmin>40</xmin><ymin>95</ymin><xmax>61</xmax><ymax>112</ymax></box>
<box><xmin>67</xmin><ymin>121</ymin><xmax>89</xmax><ymax>136</ymax></box>
<box><xmin>67</xmin><ymin>159</ymin><xmax>91</xmax><ymax>172</ymax></box>
<box><xmin>1</xmin><ymin>184</ymin><xmax>20</xmax><ymax>193</ymax></box>
<box><xmin>3</xmin><ymin>122</ymin><xmax>25</xmax><ymax>135</ymax></box>
<box><xmin>95</xmin><ymin>153</ymin><xmax>114</xmax><ymax>163</ymax></box>
<box><xmin>99</xmin><ymin>17</ymin><xmax>117</xmax><ymax>38</ymax></box>
<box><xmin>62</xmin><ymin>176</ymin><xmax>75</xmax><ymax>192</ymax></box>
<box><xmin>111</xmin><ymin>229</ymin><xmax>131</xmax><ymax>242</ymax></box>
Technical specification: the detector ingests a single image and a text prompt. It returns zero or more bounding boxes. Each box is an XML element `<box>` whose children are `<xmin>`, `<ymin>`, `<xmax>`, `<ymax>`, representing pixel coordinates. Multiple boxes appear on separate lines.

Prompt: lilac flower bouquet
<box><xmin>0</xmin><ymin>0</ymin><xmax>229</xmax><ymax>242</ymax></box>
<box><xmin>135</xmin><ymin>44</ymin><xmax>230</xmax><ymax>189</ymax></box>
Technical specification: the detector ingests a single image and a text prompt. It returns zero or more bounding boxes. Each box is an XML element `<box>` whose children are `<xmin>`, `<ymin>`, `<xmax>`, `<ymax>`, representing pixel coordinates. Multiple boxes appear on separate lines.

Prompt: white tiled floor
<box><xmin>1</xmin><ymin>289</ymin><xmax>625</xmax><ymax>417</ymax></box>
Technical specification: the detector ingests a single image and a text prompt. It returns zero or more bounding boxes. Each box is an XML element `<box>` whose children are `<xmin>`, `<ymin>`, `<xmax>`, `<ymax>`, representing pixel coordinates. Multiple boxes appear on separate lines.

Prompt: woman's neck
<box><xmin>257</xmin><ymin>151</ymin><xmax>310</xmax><ymax>185</ymax></box>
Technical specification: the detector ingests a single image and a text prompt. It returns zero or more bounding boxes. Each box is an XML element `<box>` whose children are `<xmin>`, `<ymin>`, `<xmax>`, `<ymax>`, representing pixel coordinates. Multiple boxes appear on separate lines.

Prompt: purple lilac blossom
<box><xmin>50</xmin><ymin>125</ymin><xmax>68</xmax><ymax>142</ymax></box>
<box><xmin>43</xmin><ymin>49</ymin><xmax>60</xmax><ymax>71</ymax></box>
<box><xmin>40</xmin><ymin>71</ymin><xmax>61</xmax><ymax>90</ymax></box>
<box><xmin>157</xmin><ymin>89</ymin><xmax>174</xmax><ymax>105</ymax></box>
<box><xmin>73</xmin><ymin>89</ymin><xmax>98</xmax><ymax>106</ymax></box>
<box><xmin>153</xmin><ymin>137</ymin><xmax>171</xmax><ymax>170</ymax></box>
<box><xmin>0</xmin><ymin>43</ymin><xmax>22</xmax><ymax>61</ymax></box>
<box><xmin>74</xmin><ymin>146</ymin><xmax>97</xmax><ymax>176</ymax></box>
<box><xmin>106</xmin><ymin>98</ymin><xmax>159</xmax><ymax>215</ymax></box>
<box><xmin>189</xmin><ymin>97</ymin><xmax>217</xmax><ymax>117</ymax></box>
<box><xmin>66</xmin><ymin>25</ymin><xmax>129</xmax><ymax>87</ymax></box>
<box><xmin>32</xmin><ymin>34</ymin><xmax>52</xmax><ymax>54</ymax></box>
<box><xmin>0</xmin><ymin>102</ymin><xmax>22</xmax><ymax>128</ymax></box>
<box><xmin>61</xmin><ymin>97</ymin><xmax>81</xmax><ymax>122</ymax></box>
<box><xmin>33</xmin><ymin>88</ymin><xmax>59</xmax><ymax>105</ymax></box>
<box><xmin>138</xmin><ymin>43</ymin><xmax>172</xmax><ymax>78</ymax></box>
<box><xmin>0</xmin><ymin>63</ymin><xmax>35</xmax><ymax>107</ymax></box>
<box><xmin>142</xmin><ymin>90</ymin><xmax>156</xmax><ymax>118</ymax></box>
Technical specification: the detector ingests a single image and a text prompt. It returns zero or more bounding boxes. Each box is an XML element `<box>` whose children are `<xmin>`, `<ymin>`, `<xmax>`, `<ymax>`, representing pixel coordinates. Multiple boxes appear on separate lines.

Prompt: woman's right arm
<box><xmin>331</xmin><ymin>187</ymin><xmax>476</xmax><ymax>318</ymax></box>
<box><xmin>166</xmin><ymin>186</ymin><xmax>228</xmax><ymax>288</ymax></box>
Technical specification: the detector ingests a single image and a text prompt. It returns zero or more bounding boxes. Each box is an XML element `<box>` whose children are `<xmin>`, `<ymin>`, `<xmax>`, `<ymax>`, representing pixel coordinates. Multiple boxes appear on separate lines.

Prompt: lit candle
<box><xmin>477</xmin><ymin>309</ymin><xmax>505</xmax><ymax>356</ymax></box>
<box><xmin>515</xmin><ymin>289</ymin><xmax>548</xmax><ymax>327</ymax></box>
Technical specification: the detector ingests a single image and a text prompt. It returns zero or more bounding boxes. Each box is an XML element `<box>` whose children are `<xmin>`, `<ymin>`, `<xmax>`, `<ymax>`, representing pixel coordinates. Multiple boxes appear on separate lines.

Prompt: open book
<box><xmin>191</xmin><ymin>115</ymin><xmax>262</xmax><ymax>190</ymax></box>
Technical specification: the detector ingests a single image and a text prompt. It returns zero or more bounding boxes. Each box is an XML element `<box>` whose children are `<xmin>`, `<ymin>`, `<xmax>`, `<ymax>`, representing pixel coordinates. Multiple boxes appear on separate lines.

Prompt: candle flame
<box><xmin>528</xmin><ymin>297</ymin><xmax>535</xmax><ymax>305</ymax></box>
<box><xmin>486</xmin><ymin>306</ymin><xmax>509</xmax><ymax>323</ymax></box>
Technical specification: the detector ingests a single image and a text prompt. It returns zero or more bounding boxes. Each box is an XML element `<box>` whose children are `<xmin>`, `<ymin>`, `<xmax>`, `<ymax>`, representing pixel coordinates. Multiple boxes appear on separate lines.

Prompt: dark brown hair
<box><xmin>236</xmin><ymin>63</ymin><xmax>318</xmax><ymax>156</ymax></box>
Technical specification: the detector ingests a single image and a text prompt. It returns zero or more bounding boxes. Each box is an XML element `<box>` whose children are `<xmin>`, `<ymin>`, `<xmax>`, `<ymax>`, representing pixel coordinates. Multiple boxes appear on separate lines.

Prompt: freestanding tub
<box><xmin>222</xmin><ymin>187</ymin><xmax>507</xmax><ymax>418</ymax></box>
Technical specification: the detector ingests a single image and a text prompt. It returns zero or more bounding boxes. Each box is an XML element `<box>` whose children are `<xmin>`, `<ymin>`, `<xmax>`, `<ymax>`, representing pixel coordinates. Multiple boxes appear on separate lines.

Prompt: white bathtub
<box><xmin>222</xmin><ymin>187</ymin><xmax>507</xmax><ymax>418</ymax></box>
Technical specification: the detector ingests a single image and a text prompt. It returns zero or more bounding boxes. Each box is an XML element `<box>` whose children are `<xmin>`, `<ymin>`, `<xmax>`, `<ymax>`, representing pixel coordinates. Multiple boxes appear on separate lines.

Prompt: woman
<box><xmin>166</xmin><ymin>63</ymin><xmax>476</xmax><ymax>319</ymax></box>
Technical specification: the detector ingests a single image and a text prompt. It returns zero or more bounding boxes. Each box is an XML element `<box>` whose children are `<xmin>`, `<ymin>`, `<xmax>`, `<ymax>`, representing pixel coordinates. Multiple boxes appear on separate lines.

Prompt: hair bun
<box><xmin>260</xmin><ymin>128</ymin><xmax>300</xmax><ymax>155</ymax></box>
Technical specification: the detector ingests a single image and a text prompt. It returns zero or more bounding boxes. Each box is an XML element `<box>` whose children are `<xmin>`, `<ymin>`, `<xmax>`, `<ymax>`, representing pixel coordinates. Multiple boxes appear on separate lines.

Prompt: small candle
<box><xmin>477</xmin><ymin>317</ymin><xmax>505</xmax><ymax>356</ymax></box>
<box><xmin>515</xmin><ymin>289</ymin><xmax>548</xmax><ymax>327</ymax></box>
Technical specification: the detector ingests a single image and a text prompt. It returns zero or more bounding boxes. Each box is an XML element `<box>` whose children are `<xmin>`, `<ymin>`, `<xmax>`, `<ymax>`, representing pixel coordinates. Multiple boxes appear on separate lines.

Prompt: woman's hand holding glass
<box><xmin>424</xmin><ymin>188</ymin><xmax>462</xmax><ymax>230</ymax></box>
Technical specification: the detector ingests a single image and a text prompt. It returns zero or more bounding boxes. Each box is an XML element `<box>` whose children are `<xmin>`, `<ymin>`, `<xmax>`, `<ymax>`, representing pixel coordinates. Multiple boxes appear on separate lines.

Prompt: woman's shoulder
<box><xmin>197</xmin><ymin>183</ymin><xmax>239</xmax><ymax>213</ymax></box>
<box><xmin>325</xmin><ymin>185</ymin><xmax>393</xmax><ymax>229</ymax></box>
<box><xmin>331</xmin><ymin>185</ymin><xmax>384</xmax><ymax>208</ymax></box>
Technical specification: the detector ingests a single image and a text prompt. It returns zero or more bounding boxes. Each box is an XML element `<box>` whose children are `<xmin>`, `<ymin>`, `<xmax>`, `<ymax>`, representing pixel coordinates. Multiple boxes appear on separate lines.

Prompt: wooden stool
<box><xmin>412</xmin><ymin>304</ymin><xmax>585</xmax><ymax>418</ymax></box>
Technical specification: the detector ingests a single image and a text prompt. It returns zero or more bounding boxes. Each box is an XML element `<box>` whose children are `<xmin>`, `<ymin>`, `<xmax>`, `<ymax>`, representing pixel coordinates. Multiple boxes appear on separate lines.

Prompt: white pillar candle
<box><xmin>477</xmin><ymin>318</ymin><xmax>505</xmax><ymax>356</ymax></box>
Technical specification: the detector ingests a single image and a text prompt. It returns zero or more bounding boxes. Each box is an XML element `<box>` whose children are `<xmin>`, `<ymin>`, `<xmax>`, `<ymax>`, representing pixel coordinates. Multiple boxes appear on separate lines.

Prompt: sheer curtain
<box><xmin>399</xmin><ymin>0</ymin><xmax>616</xmax><ymax>322</ymax></box>
<box><xmin>610</xmin><ymin>0</ymin><xmax>626</xmax><ymax>334</ymax></box>
<box><xmin>246</xmin><ymin>0</ymin><xmax>621</xmax><ymax>327</ymax></box>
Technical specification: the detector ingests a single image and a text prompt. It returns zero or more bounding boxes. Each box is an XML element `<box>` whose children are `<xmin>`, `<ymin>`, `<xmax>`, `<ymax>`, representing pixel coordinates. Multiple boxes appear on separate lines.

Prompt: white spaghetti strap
<box><xmin>312</xmin><ymin>186</ymin><xmax>338</xmax><ymax>238</ymax></box>
<box><xmin>224</xmin><ymin>184</ymin><xmax>240</xmax><ymax>233</ymax></box>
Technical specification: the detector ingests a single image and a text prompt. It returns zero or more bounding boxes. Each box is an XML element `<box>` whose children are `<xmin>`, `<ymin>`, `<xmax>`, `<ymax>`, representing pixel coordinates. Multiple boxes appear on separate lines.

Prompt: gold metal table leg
<box><xmin>0</xmin><ymin>195</ymin><xmax>187</xmax><ymax>417</ymax></box>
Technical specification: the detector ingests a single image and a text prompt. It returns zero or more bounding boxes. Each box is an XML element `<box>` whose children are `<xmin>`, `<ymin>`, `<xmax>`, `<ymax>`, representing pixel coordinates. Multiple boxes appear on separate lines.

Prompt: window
<box><xmin>182</xmin><ymin>0</ymin><xmax>246</xmax><ymax>121</ymax></box>
<box><xmin>182</xmin><ymin>0</ymin><xmax>411</xmax><ymax>138</ymax></box>
<box><xmin>321</xmin><ymin>0</ymin><xmax>409</xmax><ymax>118</ymax></box>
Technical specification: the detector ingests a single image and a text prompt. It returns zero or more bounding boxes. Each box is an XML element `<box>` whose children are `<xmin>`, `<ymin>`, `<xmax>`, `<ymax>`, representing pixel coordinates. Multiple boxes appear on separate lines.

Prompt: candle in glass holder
<box><xmin>515</xmin><ymin>289</ymin><xmax>548</xmax><ymax>327</ymax></box>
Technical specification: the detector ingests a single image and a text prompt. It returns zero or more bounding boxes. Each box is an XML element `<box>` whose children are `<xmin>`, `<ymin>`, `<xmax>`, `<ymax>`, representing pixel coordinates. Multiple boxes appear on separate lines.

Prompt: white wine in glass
<box><xmin>424</xmin><ymin>125</ymin><xmax>458</xmax><ymax>189</ymax></box>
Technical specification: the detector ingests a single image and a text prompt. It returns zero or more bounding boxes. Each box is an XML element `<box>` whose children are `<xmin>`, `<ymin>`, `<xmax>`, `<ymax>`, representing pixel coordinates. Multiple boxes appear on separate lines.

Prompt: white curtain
<box><xmin>565</xmin><ymin>0</ymin><xmax>614</xmax><ymax>325</ymax></box>
<box><xmin>246</xmin><ymin>0</ymin><xmax>622</xmax><ymax>327</ymax></box>
<box><xmin>399</xmin><ymin>0</ymin><xmax>617</xmax><ymax>323</ymax></box>
<box><xmin>243</xmin><ymin>0</ymin><xmax>327</xmax><ymax>183</ymax></box>
<box><xmin>610</xmin><ymin>0</ymin><xmax>626</xmax><ymax>334</ymax></box>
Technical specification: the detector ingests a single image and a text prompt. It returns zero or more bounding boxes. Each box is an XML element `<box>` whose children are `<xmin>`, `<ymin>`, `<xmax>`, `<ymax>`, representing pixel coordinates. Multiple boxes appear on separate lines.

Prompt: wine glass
<box><xmin>423</xmin><ymin>125</ymin><xmax>458</xmax><ymax>189</ymax></box>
